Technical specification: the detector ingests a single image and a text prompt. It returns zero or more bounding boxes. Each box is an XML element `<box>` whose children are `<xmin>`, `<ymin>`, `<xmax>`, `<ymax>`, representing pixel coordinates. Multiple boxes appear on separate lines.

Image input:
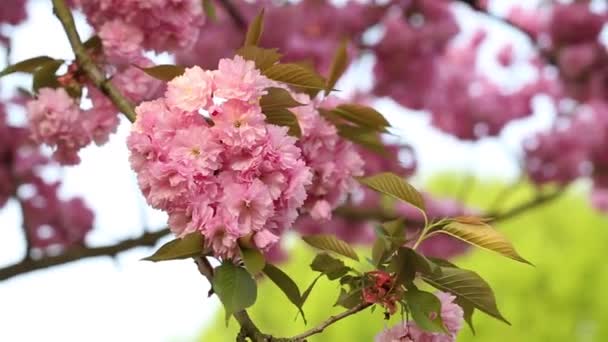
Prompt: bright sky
<box><xmin>0</xmin><ymin>0</ymin><xmax>566</xmax><ymax>341</ymax></box>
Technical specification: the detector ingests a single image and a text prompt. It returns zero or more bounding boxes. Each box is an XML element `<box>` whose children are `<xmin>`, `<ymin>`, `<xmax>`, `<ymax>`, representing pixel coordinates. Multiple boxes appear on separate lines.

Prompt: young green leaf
<box><xmin>236</xmin><ymin>46</ymin><xmax>282</xmax><ymax>71</ymax></box>
<box><xmin>260</xmin><ymin>87</ymin><xmax>303</xmax><ymax>111</ymax></box>
<box><xmin>264</xmin><ymin>63</ymin><xmax>326</xmax><ymax>90</ymax></box>
<box><xmin>32</xmin><ymin>59</ymin><xmax>63</xmax><ymax>92</ymax></box>
<box><xmin>432</xmin><ymin>218</ymin><xmax>531</xmax><ymax>265</ymax></box>
<box><xmin>325</xmin><ymin>39</ymin><xmax>348</xmax><ymax>95</ymax></box>
<box><xmin>213</xmin><ymin>263</ymin><xmax>258</xmax><ymax>317</ymax></box>
<box><xmin>390</xmin><ymin>247</ymin><xmax>438</xmax><ymax>286</ymax></box>
<box><xmin>263</xmin><ymin>107</ymin><xmax>302</xmax><ymax>137</ymax></box>
<box><xmin>334</xmin><ymin>288</ymin><xmax>363</xmax><ymax>309</ymax></box>
<box><xmin>455</xmin><ymin>296</ymin><xmax>476</xmax><ymax>334</ymax></box>
<box><xmin>405</xmin><ymin>288</ymin><xmax>448</xmax><ymax>333</ymax></box>
<box><xmin>0</xmin><ymin>56</ymin><xmax>56</xmax><ymax>77</ymax></box>
<box><xmin>263</xmin><ymin>264</ymin><xmax>306</xmax><ymax>322</ymax></box>
<box><xmin>358</xmin><ymin>172</ymin><xmax>425</xmax><ymax>212</ymax></box>
<box><xmin>422</xmin><ymin>266</ymin><xmax>510</xmax><ymax>325</ymax></box>
<box><xmin>83</xmin><ymin>36</ymin><xmax>102</xmax><ymax>53</ymax></box>
<box><xmin>302</xmin><ymin>234</ymin><xmax>359</xmax><ymax>261</ymax></box>
<box><xmin>331</xmin><ymin>104</ymin><xmax>390</xmax><ymax>131</ymax></box>
<box><xmin>142</xmin><ymin>233</ymin><xmax>205</xmax><ymax>262</ymax></box>
<box><xmin>138</xmin><ymin>64</ymin><xmax>186</xmax><ymax>81</ymax></box>
<box><xmin>239</xmin><ymin>246</ymin><xmax>265</xmax><ymax>275</ymax></box>
<box><xmin>299</xmin><ymin>274</ymin><xmax>323</xmax><ymax>306</ymax></box>
<box><xmin>201</xmin><ymin>0</ymin><xmax>216</xmax><ymax>21</ymax></box>
<box><xmin>382</xmin><ymin>219</ymin><xmax>407</xmax><ymax>246</ymax></box>
<box><xmin>371</xmin><ymin>237</ymin><xmax>388</xmax><ymax>267</ymax></box>
<box><xmin>310</xmin><ymin>253</ymin><xmax>351</xmax><ymax>280</ymax></box>
<box><xmin>243</xmin><ymin>9</ymin><xmax>265</xmax><ymax>46</ymax></box>
<box><xmin>336</xmin><ymin>125</ymin><xmax>386</xmax><ymax>155</ymax></box>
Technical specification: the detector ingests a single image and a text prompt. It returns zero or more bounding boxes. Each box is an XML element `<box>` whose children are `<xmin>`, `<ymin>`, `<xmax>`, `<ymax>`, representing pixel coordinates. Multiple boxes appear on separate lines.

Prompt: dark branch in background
<box><xmin>217</xmin><ymin>0</ymin><xmax>247</xmax><ymax>31</ymax></box>
<box><xmin>455</xmin><ymin>0</ymin><xmax>557</xmax><ymax>64</ymax></box>
<box><xmin>0</xmin><ymin>188</ymin><xmax>566</xmax><ymax>282</ymax></box>
<box><xmin>0</xmin><ymin>228</ymin><xmax>169</xmax><ymax>281</ymax></box>
<box><xmin>51</xmin><ymin>0</ymin><xmax>137</xmax><ymax>122</ymax></box>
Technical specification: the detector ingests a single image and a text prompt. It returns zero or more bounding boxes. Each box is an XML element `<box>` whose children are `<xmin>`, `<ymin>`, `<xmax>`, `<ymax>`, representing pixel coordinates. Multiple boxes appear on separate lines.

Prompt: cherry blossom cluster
<box><xmin>291</xmin><ymin>94</ymin><xmax>364</xmax><ymax>221</ymax></box>
<box><xmin>75</xmin><ymin>0</ymin><xmax>205</xmax><ymax>52</ymax></box>
<box><xmin>375</xmin><ymin>291</ymin><xmax>464</xmax><ymax>342</ymax></box>
<box><xmin>127</xmin><ymin>56</ymin><xmax>318</xmax><ymax>258</ymax></box>
<box><xmin>25</xmin><ymin>15</ymin><xmax>164</xmax><ymax>165</ymax></box>
<box><xmin>0</xmin><ymin>105</ymin><xmax>94</xmax><ymax>253</ymax></box>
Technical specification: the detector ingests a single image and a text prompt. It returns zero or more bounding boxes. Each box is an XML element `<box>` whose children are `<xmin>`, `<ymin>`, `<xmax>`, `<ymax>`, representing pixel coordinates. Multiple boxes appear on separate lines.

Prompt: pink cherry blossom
<box><xmin>213</xmin><ymin>55</ymin><xmax>272</xmax><ymax>103</ymax></box>
<box><xmin>26</xmin><ymin>88</ymin><xmax>90</xmax><ymax>165</ymax></box>
<box><xmin>375</xmin><ymin>292</ymin><xmax>463</xmax><ymax>342</ymax></box>
<box><xmin>128</xmin><ymin>55</ymin><xmax>312</xmax><ymax>258</ymax></box>
<box><xmin>166</xmin><ymin>66</ymin><xmax>214</xmax><ymax>113</ymax></box>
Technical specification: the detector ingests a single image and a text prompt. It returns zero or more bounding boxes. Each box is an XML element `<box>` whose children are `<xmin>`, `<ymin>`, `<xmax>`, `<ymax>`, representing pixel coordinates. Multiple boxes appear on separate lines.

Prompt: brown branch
<box><xmin>194</xmin><ymin>256</ymin><xmax>270</xmax><ymax>342</ymax></box>
<box><xmin>217</xmin><ymin>0</ymin><xmax>247</xmax><ymax>31</ymax></box>
<box><xmin>0</xmin><ymin>228</ymin><xmax>170</xmax><ymax>281</ymax></box>
<box><xmin>492</xmin><ymin>188</ymin><xmax>565</xmax><ymax>222</ymax></box>
<box><xmin>51</xmin><ymin>0</ymin><xmax>137</xmax><ymax>122</ymax></box>
<box><xmin>287</xmin><ymin>303</ymin><xmax>372</xmax><ymax>341</ymax></box>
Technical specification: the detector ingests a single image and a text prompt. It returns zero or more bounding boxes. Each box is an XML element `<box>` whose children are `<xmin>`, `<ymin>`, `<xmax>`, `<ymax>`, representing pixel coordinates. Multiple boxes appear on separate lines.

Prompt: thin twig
<box><xmin>287</xmin><ymin>304</ymin><xmax>372</xmax><ymax>341</ymax></box>
<box><xmin>51</xmin><ymin>0</ymin><xmax>137</xmax><ymax>122</ymax></box>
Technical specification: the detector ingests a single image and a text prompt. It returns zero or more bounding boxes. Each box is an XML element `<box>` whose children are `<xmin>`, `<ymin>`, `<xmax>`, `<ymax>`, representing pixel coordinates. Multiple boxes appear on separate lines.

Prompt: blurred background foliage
<box><xmin>200</xmin><ymin>175</ymin><xmax>608</xmax><ymax>341</ymax></box>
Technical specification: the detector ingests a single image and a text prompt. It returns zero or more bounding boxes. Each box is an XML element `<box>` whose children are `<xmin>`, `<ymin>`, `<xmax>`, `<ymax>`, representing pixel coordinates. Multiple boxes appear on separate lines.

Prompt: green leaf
<box><xmin>358</xmin><ymin>172</ymin><xmax>425</xmax><ymax>213</ymax></box>
<box><xmin>244</xmin><ymin>9</ymin><xmax>265</xmax><ymax>46</ymax></box>
<box><xmin>300</xmin><ymin>274</ymin><xmax>323</xmax><ymax>306</ymax></box>
<box><xmin>138</xmin><ymin>64</ymin><xmax>186</xmax><ymax>81</ymax></box>
<box><xmin>32</xmin><ymin>59</ymin><xmax>63</xmax><ymax>93</ymax></box>
<box><xmin>263</xmin><ymin>264</ymin><xmax>306</xmax><ymax>322</ymax></box>
<box><xmin>240</xmin><ymin>246</ymin><xmax>265</xmax><ymax>275</ymax></box>
<box><xmin>213</xmin><ymin>263</ymin><xmax>258</xmax><ymax>317</ymax></box>
<box><xmin>371</xmin><ymin>237</ymin><xmax>388</xmax><ymax>267</ymax></box>
<box><xmin>325</xmin><ymin>39</ymin><xmax>348</xmax><ymax>95</ymax></box>
<box><xmin>263</xmin><ymin>107</ymin><xmax>302</xmax><ymax>137</ymax></box>
<box><xmin>236</xmin><ymin>46</ymin><xmax>282</xmax><ymax>71</ymax></box>
<box><xmin>142</xmin><ymin>233</ymin><xmax>205</xmax><ymax>262</ymax></box>
<box><xmin>260</xmin><ymin>87</ymin><xmax>303</xmax><ymax>111</ymax></box>
<box><xmin>336</xmin><ymin>125</ymin><xmax>386</xmax><ymax>155</ymax></box>
<box><xmin>201</xmin><ymin>0</ymin><xmax>216</xmax><ymax>21</ymax></box>
<box><xmin>382</xmin><ymin>219</ymin><xmax>407</xmax><ymax>246</ymax></box>
<box><xmin>422</xmin><ymin>266</ymin><xmax>510</xmax><ymax>325</ymax></box>
<box><xmin>83</xmin><ymin>36</ymin><xmax>102</xmax><ymax>53</ymax></box>
<box><xmin>405</xmin><ymin>288</ymin><xmax>447</xmax><ymax>333</ymax></box>
<box><xmin>390</xmin><ymin>247</ymin><xmax>438</xmax><ymax>286</ymax></box>
<box><xmin>331</xmin><ymin>104</ymin><xmax>390</xmax><ymax>131</ymax></box>
<box><xmin>335</xmin><ymin>288</ymin><xmax>362</xmax><ymax>309</ymax></box>
<box><xmin>433</xmin><ymin>217</ymin><xmax>532</xmax><ymax>265</ymax></box>
<box><xmin>302</xmin><ymin>234</ymin><xmax>359</xmax><ymax>261</ymax></box>
<box><xmin>310</xmin><ymin>253</ymin><xmax>351</xmax><ymax>280</ymax></box>
<box><xmin>264</xmin><ymin>63</ymin><xmax>326</xmax><ymax>90</ymax></box>
<box><xmin>455</xmin><ymin>296</ymin><xmax>476</xmax><ymax>334</ymax></box>
<box><xmin>0</xmin><ymin>56</ymin><xmax>55</xmax><ymax>77</ymax></box>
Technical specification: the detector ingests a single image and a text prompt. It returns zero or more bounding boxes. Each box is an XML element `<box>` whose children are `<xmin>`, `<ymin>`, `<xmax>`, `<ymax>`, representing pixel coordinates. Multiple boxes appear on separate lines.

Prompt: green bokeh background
<box><xmin>200</xmin><ymin>176</ymin><xmax>608</xmax><ymax>341</ymax></box>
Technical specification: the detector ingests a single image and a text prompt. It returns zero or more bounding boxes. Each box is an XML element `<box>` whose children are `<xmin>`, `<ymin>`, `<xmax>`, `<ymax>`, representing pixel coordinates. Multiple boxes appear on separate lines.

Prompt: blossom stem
<box><xmin>50</xmin><ymin>0</ymin><xmax>137</xmax><ymax>122</ymax></box>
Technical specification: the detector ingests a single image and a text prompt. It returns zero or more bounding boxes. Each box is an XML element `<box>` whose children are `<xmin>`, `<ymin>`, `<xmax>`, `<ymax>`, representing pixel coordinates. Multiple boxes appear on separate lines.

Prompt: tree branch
<box><xmin>287</xmin><ymin>303</ymin><xmax>372</xmax><ymax>341</ymax></box>
<box><xmin>455</xmin><ymin>0</ymin><xmax>557</xmax><ymax>64</ymax></box>
<box><xmin>50</xmin><ymin>0</ymin><xmax>137</xmax><ymax>122</ymax></box>
<box><xmin>217</xmin><ymin>0</ymin><xmax>247</xmax><ymax>31</ymax></box>
<box><xmin>0</xmin><ymin>228</ymin><xmax>170</xmax><ymax>281</ymax></box>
